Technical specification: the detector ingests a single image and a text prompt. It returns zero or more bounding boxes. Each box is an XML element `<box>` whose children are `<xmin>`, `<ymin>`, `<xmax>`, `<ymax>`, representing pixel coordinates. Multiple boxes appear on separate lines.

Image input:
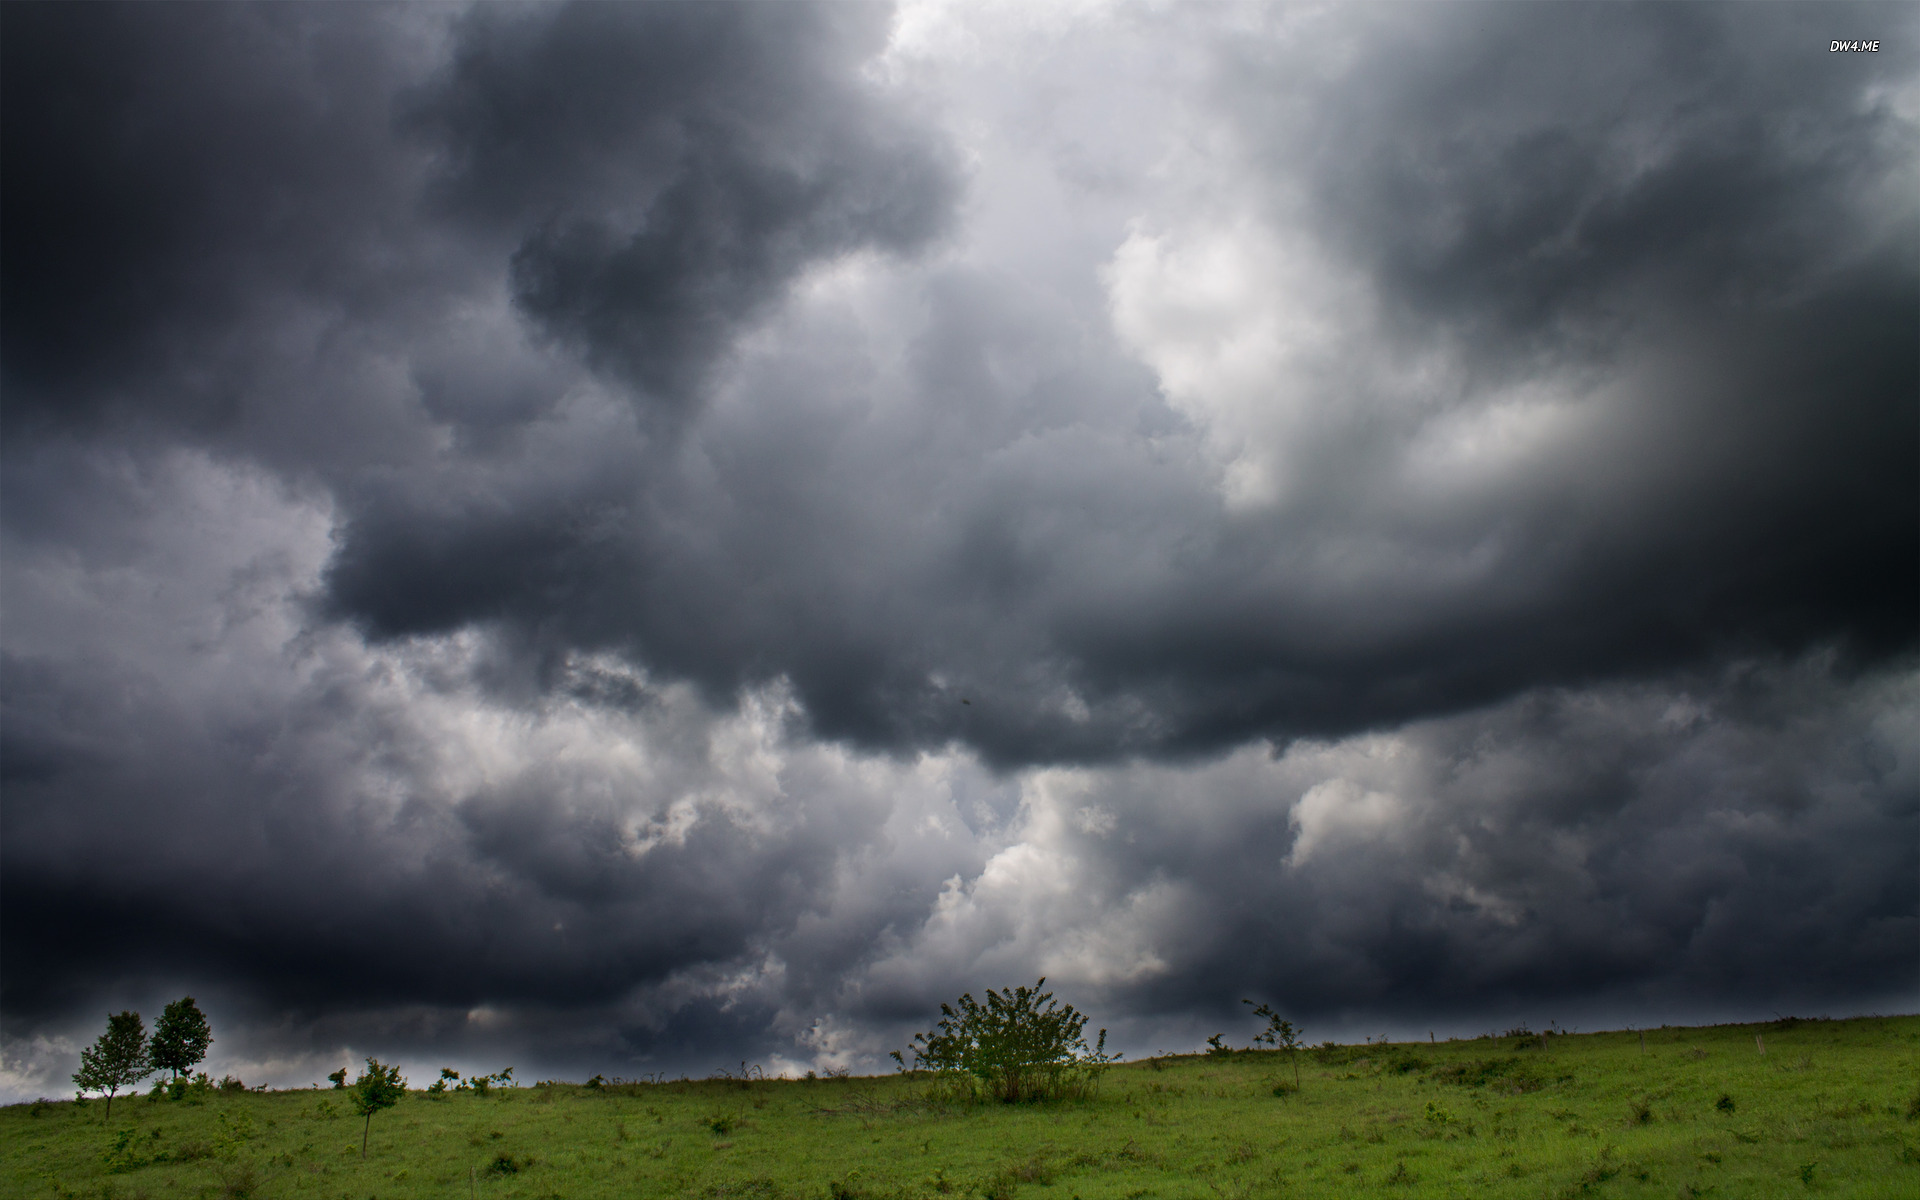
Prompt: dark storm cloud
<box><xmin>1091</xmin><ymin>659</ymin><xmax>1916</xmax><ymax>1026</ymax></box>
<box><xmin>0</xmin><ymin>3</ymin><xmax>440</xmax><ymax>439</ymax></box>
<box><xmin>1212</xmin><ymin>0</ymin><xmax>1919</xmax><ymax>656</ymax></box>
<box><xmin>312</xmin><ymin>2</ymin><xmax>1915</xmax><ymax>768</ymax></box>
<box><xmin>418</xmin><ymin>2</ymin><xmax>957</xmax><ymax>412</ymax></box>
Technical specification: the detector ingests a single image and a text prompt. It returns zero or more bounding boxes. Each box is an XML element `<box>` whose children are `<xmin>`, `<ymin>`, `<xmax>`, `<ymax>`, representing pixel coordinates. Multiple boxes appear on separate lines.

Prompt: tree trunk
<box><xmin>103</xmin><ymin>1088</ymin><xmax>114</xmax><ymax>1121</ymax></box>
<box><xmin>362</xmin><ymin>1112</ymin><xmax>371</xmax><ymax>1158</ymax></box>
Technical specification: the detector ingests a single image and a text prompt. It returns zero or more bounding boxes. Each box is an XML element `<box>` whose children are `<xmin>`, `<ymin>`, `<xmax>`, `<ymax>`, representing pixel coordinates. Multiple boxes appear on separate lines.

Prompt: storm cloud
<box><xmin>2</xmin><ymin>1</ymin><xmax>1914</xmax><ymax>1094</ymax></box>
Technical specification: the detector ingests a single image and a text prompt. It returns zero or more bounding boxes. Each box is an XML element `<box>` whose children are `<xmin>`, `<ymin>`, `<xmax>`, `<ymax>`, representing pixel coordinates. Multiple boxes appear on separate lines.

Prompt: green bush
<box><xmin>891</xmin><ymin>978</ymin><xmax>1115</xmax><ymax>1103</ymax></box>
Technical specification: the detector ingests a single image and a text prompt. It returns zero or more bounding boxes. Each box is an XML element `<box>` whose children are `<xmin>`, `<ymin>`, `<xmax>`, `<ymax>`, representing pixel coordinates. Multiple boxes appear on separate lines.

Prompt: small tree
<box><xmin>891</xmin><ymin>978</ymin><xmax>1115</xmax><ymax>1103</ymax></box>
<box><xmin>348</xmin><ymin>1058</ymin><xmax>407</xmax><ymax>1157</ymax></box>
<box><xmin>149</xmin><ymin>996</ymin><xmax>213</xmax><ymax>1081</ymax></box>
<box><xmin>74</xmin><ymin>1011</ymin><xmax>151</xmax><ymax>1119</ymax></box>
<box><xmin>1244</xmin><ymin>1000</ymin><xmax>1304</xmax><ymax>1087</ymax></box>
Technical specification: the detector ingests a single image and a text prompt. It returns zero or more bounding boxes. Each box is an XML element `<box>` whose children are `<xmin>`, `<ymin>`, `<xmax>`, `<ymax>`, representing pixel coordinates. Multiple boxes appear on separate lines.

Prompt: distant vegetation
<box><xmin>14</xmin><ymin>1012</ymin><xmax>1918</xmax><ymax>1198</ymax></box>
<box><xmin>70</xmin><ymin>997</ymin><xmax>214</xmax><ymax>1120</ymax></box>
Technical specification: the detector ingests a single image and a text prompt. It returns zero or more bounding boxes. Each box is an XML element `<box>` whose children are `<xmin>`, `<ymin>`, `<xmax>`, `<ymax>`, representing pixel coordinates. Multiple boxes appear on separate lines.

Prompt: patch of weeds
<box><xmin>1715</xmin><ymin>1094</ymin><xmax>1736</xmax><ymax>1114</ymax></box>
<box><xmin>485</xmin><ymin>1151</ymin><xmax>527</xmax><ymax>1176</ymax></box>
<box><xmin>1906</xmin><ymin>1087</ymin><xmax>1920</xmax><ymax>1120</ymax></box>
<box><xmin>214</xmin><ymin>1109</ymin><xmax>256</xmax><ymax>1157</ymax></box>
<box><xmin>101</xmin><ymin>1129</ymin><xmax>148</xmax><ymax>1173</ymax></box>
<box><xmin>1388</xmin><ymin>1055</ymin><xmax>1430</xmax><ymax>1075</ymax></box>
<box><xmin>704</xmin><ymin>1179</ymin><xmax>788</xmax><ymax>1199</ymax></box>
<box><xmin>1424</xmin><ymin>1057</ymin><xmax>1543</xmax><ymax>1093</ymax></box>
<box><xmin>704</xmin><ymin>1112</ymin><xmax>739</xmax><ymax>1135</ymax></box>
<box><xmin>1556</xmin><ymin>1146</ymin><xmax>1628</xmax><ymax>1198</ymax></box>
<box><xmin>1798</xmin><ymin>1161</ymin><xmax>1818</xmax><ymax>1186</ymax></box>
<box><xmin>1629</xmin><ymin>1098</ymin><xmax>1654</xmax><ymax>1125</ymax></box>
<box><xmin>1684</xmin><ymin>1047</ymin><xmax>1710</xmax><ymax>1061</ymax></box>
<box><xmin>1270</xmin><ymin>1081</ymin><xmax>1297</xmax><ymax>1098</ymax></box>
<box><xmin>216</xmin><ymin>1163</ymin><xmax>258</xmax><ymax>1200</ymax></box>
<box><xmin>1384</xmin><ymin>1159</ymin><xmax>1415</xmax><ymax>1186</ymax></box>
<box><xmin>1201</xmin><ymin>1171</ymin><xmax>1255</xmax><ymax>1200</ymax></box>
<box><xmin>981</xmin><ymin>1154</ymin><xmax>1054</xmax><ymax>1198</ymax></box>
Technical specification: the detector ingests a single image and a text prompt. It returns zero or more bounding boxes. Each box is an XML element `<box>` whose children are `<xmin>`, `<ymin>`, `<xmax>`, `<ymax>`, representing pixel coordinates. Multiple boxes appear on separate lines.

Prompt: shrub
<box><xmin>102</xmin><ymin>1128</ymin><xmax>148</xmax><ymax>1173</ymax></box>
<box><xmin>891</xmin><ymin>978</ymin><xmax>1115</xmax><ymax>1103</ymax></box>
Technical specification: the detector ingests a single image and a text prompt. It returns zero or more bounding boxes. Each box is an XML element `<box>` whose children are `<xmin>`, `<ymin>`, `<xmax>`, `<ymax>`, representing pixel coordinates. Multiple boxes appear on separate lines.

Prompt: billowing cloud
<box><xmin>2</xmin><ymin>1</ymin><xmax>1913</xmax><ymax>1097</ymax></box>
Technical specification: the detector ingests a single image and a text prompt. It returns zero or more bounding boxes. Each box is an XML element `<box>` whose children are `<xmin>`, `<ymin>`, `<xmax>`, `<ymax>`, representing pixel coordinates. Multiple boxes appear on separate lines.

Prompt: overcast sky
<box><xmin>3</xmin><ymin>1</ymin><xmax>1914</xmax><ymax>1098</ymax></box>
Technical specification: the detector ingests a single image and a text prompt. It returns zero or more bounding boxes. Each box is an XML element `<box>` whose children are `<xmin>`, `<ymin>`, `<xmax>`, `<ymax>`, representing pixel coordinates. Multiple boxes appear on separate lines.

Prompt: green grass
<box><xmin>8</xmin><ymin>1015</ymin><xmax>1919</xmax><ymax>1199</ymax></box>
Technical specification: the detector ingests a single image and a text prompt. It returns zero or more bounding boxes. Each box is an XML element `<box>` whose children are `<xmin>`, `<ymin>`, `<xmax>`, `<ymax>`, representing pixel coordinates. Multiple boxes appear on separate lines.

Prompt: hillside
<box><xmin>11</xmin><ymin>1014</ymin><xmax>1919</xmax><ymax>1199</ymax></box>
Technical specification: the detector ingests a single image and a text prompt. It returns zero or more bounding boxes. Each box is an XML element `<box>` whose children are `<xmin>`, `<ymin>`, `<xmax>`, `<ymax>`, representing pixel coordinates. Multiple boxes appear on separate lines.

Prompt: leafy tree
<box><xmin>73</xmin><ymin>1011</ymin><xmax>151</xmax><ymax>1119</ymax></box>
<box><xmin>1244</xmin><ymin>1000</ymin><xmax>1304</xmax><ymax>1087</ymax></box>
<box><xmin>347</xmin><ymin>1058</ymin><xmax>407</xmax><ymax>1157</ymax></box>
<box><xmin>891</xmin><ymin>978</ymin><xmax>1115</xmax><ymax>1103</ymax></box>
<box><xmin>149</xmin><ymin>996</ymin><xmax>213</xmax><ymax>1081</ymax></box>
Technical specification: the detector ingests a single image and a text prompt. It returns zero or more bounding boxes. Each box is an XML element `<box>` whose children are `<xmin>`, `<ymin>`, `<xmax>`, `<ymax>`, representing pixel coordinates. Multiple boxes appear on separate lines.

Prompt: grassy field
<box><xmin>9</xmin><ymin>1015</ymin><xmax>1919</xmax><ymax>1200</ymax></box>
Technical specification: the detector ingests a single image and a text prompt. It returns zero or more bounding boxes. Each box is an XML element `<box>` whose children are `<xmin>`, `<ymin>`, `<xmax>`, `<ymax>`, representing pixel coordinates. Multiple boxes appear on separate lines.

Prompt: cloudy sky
<box><xmin>3</xmin><ymin>1</ymin><xmax>1914</xmax><ymax>1097</ymax></box>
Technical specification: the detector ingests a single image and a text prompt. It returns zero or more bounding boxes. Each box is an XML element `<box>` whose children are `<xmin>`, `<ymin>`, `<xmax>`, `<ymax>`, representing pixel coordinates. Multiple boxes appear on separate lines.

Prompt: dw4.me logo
<box><xmin>1830</xmin><ymin>40</ymin><xmax>1881</xmax><ymax>52</ymax></box>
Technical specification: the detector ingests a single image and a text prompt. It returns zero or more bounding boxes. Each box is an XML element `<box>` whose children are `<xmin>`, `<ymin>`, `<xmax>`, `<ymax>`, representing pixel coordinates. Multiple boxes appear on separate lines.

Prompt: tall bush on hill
<box><xmin>74</xmin><ymin>1011</ymin><xmax>151</xmax><ymax>1119</ymax></box>
<box><xmin>1244</xmin><ymin>1000</ymin><xmax>1304</xmax><ymax>1087</ymax></box>
<box><xmin>150</xmin><ymin>996</ymin><xmax>213</xmax><ymax>1081</ymax></box>
<box><xmin>891</xmin><ymin>978</ymin><xmax>1116</xmax><ymax>1102</ymax></box>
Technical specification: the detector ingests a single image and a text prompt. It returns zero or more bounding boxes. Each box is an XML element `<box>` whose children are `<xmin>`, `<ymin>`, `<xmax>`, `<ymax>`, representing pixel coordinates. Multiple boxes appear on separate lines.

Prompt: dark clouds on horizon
<box><xmin>2</xmin><ymin>1</ymin><xmax>1914</xmax><ymax>1092</ymax></box>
